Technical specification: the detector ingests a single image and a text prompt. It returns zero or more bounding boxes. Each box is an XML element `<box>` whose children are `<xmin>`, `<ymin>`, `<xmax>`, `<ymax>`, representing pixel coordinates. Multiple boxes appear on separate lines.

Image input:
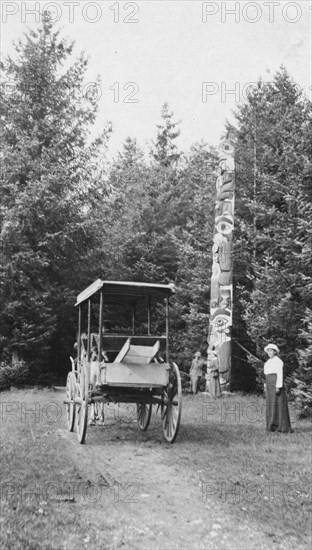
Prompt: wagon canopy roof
<box><xmin>75</xmin><ymin>279</ymin><xmax>176</xmax><ymax>306</ymax></box>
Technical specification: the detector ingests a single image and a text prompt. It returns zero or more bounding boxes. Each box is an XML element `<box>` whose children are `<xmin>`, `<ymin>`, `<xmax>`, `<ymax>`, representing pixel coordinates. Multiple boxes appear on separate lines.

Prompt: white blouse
<box><xmin>264</xmin><ymin>356</ymin><xmax>284</xmax><ymax>388</ymax></box>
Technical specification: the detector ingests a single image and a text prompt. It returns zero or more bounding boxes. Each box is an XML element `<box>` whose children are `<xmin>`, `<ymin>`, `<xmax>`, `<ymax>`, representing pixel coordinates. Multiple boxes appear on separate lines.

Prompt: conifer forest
<box><xmin>1</xmin><ymin>16</ymin><xmax>311</xmax><ymax>417</ymax></box>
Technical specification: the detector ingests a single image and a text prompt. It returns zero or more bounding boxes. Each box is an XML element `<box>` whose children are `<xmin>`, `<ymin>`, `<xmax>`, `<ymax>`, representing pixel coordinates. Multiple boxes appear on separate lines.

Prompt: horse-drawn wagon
<box><xmin>64</xmin><ymin>279</ymin><xmax>182</xmax><ymax>443</ymax></box>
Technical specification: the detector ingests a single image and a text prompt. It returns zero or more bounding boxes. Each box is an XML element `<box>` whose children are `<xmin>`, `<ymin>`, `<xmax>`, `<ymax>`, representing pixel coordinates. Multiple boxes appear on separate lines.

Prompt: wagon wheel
<box><xmin>161</xmin><ymin>362</ymin><xmax>182</xmax><ymax>443</ymax></box>
<box><xmin>137</xmin><ymin>403</ymin><xmax>152</xmax><ymax>431</ymax></box>
<box><xmin>76</xmin><ymin>360</ymin><xmax>89</xmax><ymax>444</ymax></box>
<box><xmin>65</xmin><ymin>371</ymin><xmax>76</xmax><ymax>432</ymax></box>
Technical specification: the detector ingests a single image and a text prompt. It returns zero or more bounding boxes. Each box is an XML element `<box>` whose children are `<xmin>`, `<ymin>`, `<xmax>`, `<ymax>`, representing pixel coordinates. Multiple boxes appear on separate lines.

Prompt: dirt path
<box><xmin>2</xmin><ymin>388</ymin><xmax>309</xmax><ymax>550</ymax></box>
<box><xmin>57</xmin><ymin>398</ymin><xmax>298</xmax><ymax>550</ymax></box>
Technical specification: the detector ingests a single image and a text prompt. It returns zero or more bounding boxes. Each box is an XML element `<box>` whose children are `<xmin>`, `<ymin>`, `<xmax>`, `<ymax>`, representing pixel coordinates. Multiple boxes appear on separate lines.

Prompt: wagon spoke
<box><xmin>65</xmin><ymin>371</ymin><xmax>76</xmax><ymax>432</ymax></box>
<box><xmin>161</xmin><ymin>363</ymin><xmax>182</xmax><ymax>443</ymax></box>
<box><xmin>168</xmin><ymin>409</ymin><xmax>173</xmax><ymax>440</ymax></box>
<box><xmin>171</xmin><ymin>405</ymin><xmax>178</xmax><ymax>421</ymax></box>
<box><xmin>137</xmin><ymin>403</ymin><xmax>152</xmax><ymax>431</ymax></box>
<box><xmin>161</xmin><ymin>407</ymin><xmax>168</xmax><ymax>423</ymax></box>
<box><xmin>76</xmin><ymin>360</ymin><xmax>89</xmax><ymax>444</ymax></box>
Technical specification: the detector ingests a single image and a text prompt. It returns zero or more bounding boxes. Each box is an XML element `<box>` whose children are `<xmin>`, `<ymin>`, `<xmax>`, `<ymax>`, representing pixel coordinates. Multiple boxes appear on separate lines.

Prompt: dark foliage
<box><xmin>1</xmin><ymin>15</ymin><xmax>311</xmax><ymax>417</ymax></box>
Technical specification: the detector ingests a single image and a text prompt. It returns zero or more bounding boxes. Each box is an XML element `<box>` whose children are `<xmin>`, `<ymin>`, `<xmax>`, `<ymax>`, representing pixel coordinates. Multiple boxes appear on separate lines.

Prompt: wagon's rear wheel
<box><xmin>65</xmin><ymin>371</ymin><xmax>76</xmax><ymax>432</ymax></box>
<box><xmin>137</xmin><ymin>403</ymin><xmax>152</xmax><ymax>431</ymax></box>
<box><xmin>161</xmin><ymin>362</ymin><xmax>182</xmax><ymax>443</ymax></box>
<box><xmin>76</xmin><ymin>361</ymin><xmax>89</xmax><ymax>444</ymax></box>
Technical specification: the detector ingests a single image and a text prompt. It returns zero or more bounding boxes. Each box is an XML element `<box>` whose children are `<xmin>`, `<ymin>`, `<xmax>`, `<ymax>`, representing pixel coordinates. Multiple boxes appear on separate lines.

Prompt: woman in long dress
<box><xmin>189</xmin><ymin>351</ymin><xmax>205</xmax><ymax>394</ymax></box>
<box><xmin>209</xmin><ymin>357</ymin><xmax>222</xmax><ymax>398</ymax></box>
<box><xmin>207</xmin><ymin>345</ymin><xmax>222</xmax><ymax>398</ymax></box>
<box><xmin>264</xmin><ymin>343</ymin><xmax>291</xmax><ymax>432</ymax></box>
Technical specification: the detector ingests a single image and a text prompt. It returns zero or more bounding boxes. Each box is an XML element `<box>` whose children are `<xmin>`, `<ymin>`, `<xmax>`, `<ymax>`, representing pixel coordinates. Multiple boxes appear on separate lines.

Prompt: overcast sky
<box><xmin>1</xmin><ymin>1</ymin><xmax>311</xmax><ymax>158</ymax></box>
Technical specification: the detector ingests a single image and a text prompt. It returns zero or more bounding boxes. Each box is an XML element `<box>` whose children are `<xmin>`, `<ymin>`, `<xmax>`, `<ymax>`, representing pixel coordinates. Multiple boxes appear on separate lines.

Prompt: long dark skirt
<box><xmin>209</xmin><ymin>373</ymin><xmax>222</xmax><ymax>398</ymax></box>
<box><xmin>266</xmin><ymin>374</ymin><xmax>291</xmax><ymax>432</ymax></box>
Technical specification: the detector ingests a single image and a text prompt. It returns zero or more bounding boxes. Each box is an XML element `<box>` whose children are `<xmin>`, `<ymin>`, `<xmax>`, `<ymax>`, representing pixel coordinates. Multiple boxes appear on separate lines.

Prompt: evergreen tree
<box><xmin>151</xmin><ymin>102</ymin><xmax>181</xmax><ymax>168</ymax></box>
<box><xmin>0</xmin><ymin>14</ymin><xmax>111</xmax><ymax>374</ymax></box>
<box><xmin>108</xmin><ymin>106</ymin><xmax>183</xmax><ymax>284</ymax></box>
<box><xmin>105</xmin><ymin>117</ymin><xmax>218</xmax><ymax>371</ymax></box>
<box><xmin>232</xmin><ymin>68</ymin><xmax>312</xmax><ymax>393</ymax></box>
<box><xmin>291</xmin><ymin>107</ymin><xmax>312</xmax><ymax>415</ymax></box>
<box><xmin>101</xmin><ymin>137</ymin><xmax>153</xmax><ymax>282</ymax></box>
<box><xmin>168</xmin><ymin>142</ymin><xmax>218</xmax><ymax>368</ymax></box>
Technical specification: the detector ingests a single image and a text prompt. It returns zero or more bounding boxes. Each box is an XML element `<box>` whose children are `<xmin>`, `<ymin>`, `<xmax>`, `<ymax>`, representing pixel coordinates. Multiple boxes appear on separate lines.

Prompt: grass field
<box><xmin>183</xmin><ymin>392</ymin><xmax>312</xmax><ymax>546</ymax></box>
<box><xmin>0</xmin><ymin>388</ymin><xmax>311</xmax><ymax>549</ymax></box>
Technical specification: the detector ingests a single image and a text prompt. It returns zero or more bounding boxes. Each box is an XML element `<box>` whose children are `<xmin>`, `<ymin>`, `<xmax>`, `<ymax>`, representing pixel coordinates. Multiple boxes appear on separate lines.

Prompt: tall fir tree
<box><xmin>0</xmin><ymin>13</ymin><xmax>111</xmax><ymax>375</ymax></box>
<box><xmin>232</xmin><ymin>67</ymin><xmax>312</xmax><ymax>394</ymax></box>
<box><xmin>151</xmin><ymin>102</ymin><xmax>181</xmax><ymax>168</ymax></box>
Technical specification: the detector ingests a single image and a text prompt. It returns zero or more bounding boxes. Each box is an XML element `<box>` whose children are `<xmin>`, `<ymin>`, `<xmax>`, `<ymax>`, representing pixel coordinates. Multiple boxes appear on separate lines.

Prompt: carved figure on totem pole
<box><xmin>207</xmin><ymin>135</ymin><xmax>235</xmax><ymax>390</ymax></box>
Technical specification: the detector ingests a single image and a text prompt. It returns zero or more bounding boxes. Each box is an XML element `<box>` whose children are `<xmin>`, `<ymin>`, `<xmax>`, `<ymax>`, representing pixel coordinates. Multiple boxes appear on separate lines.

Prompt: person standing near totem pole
<box><xmin>189</xmin><ymin>351</ymin><xmax>205</xmax><ymax>395</ymax></box>
<box><xmin>264</xmin><ymin>343</ymin><xmax>291</xmax><ymax>433</ymax></box>
<box><xmin>207</xmin><ymin>345</ymin><xmax>222</xmax><ymax>398</ymax></box>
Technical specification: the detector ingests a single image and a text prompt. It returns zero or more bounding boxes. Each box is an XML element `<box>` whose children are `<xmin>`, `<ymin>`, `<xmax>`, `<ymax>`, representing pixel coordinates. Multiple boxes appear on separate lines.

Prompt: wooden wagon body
<box><xmin>64</xmin><ymin>279</ymin><xmax>182</xmax><ymax>443</ymax></box>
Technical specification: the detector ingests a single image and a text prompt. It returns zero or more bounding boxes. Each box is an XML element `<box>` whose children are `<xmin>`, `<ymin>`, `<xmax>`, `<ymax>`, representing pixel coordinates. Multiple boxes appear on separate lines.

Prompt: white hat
<box><xmin>264</xmin><ymin>343</ymin><xmax>280</xmax><ymax>354</ymax></box>
<box><xmin>195</xmin><ymin>351</ymin><xmax>201</xmax><ymax>357</ymax></box>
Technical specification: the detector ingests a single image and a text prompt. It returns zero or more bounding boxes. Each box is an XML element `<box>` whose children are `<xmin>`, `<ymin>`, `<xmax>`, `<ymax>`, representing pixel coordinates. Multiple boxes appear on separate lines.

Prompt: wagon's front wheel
<box><xmin>76</xmin><ymin>362</ymin><xmax>89</xmax><ymax>444</ymax></box>
<box><xmin>137</xmin><ymin>403</ymin><xmax>152</xmax><ymax>431</ymax></box>
<box><xmin>65</xmin><ymin>371</ymin><xmax>76</xmax><ymax>432</ymax></box>
<box><xmin>161</xmin><ymin>362</ymin><xmax>182</xmax><ymax>443</ymax></box>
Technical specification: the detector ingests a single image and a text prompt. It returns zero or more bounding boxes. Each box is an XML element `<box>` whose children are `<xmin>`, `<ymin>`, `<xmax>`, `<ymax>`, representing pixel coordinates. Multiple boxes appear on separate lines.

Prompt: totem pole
<box><xmin>207</xmin><ymin>133</ymin><xmax>235</xmax><ymax>391</ymax></box>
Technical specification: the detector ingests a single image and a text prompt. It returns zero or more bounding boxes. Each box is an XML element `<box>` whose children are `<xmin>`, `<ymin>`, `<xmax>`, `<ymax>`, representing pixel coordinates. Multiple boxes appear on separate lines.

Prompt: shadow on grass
<box><xmin>82</xmin><ymin>413</ymin><xmax>268</xmax><ymax>449</ymax></box>
<box><xmin>179</xmin><ymin>421</ymin><xmax>266</xmax><ymax>446</ymax></box>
